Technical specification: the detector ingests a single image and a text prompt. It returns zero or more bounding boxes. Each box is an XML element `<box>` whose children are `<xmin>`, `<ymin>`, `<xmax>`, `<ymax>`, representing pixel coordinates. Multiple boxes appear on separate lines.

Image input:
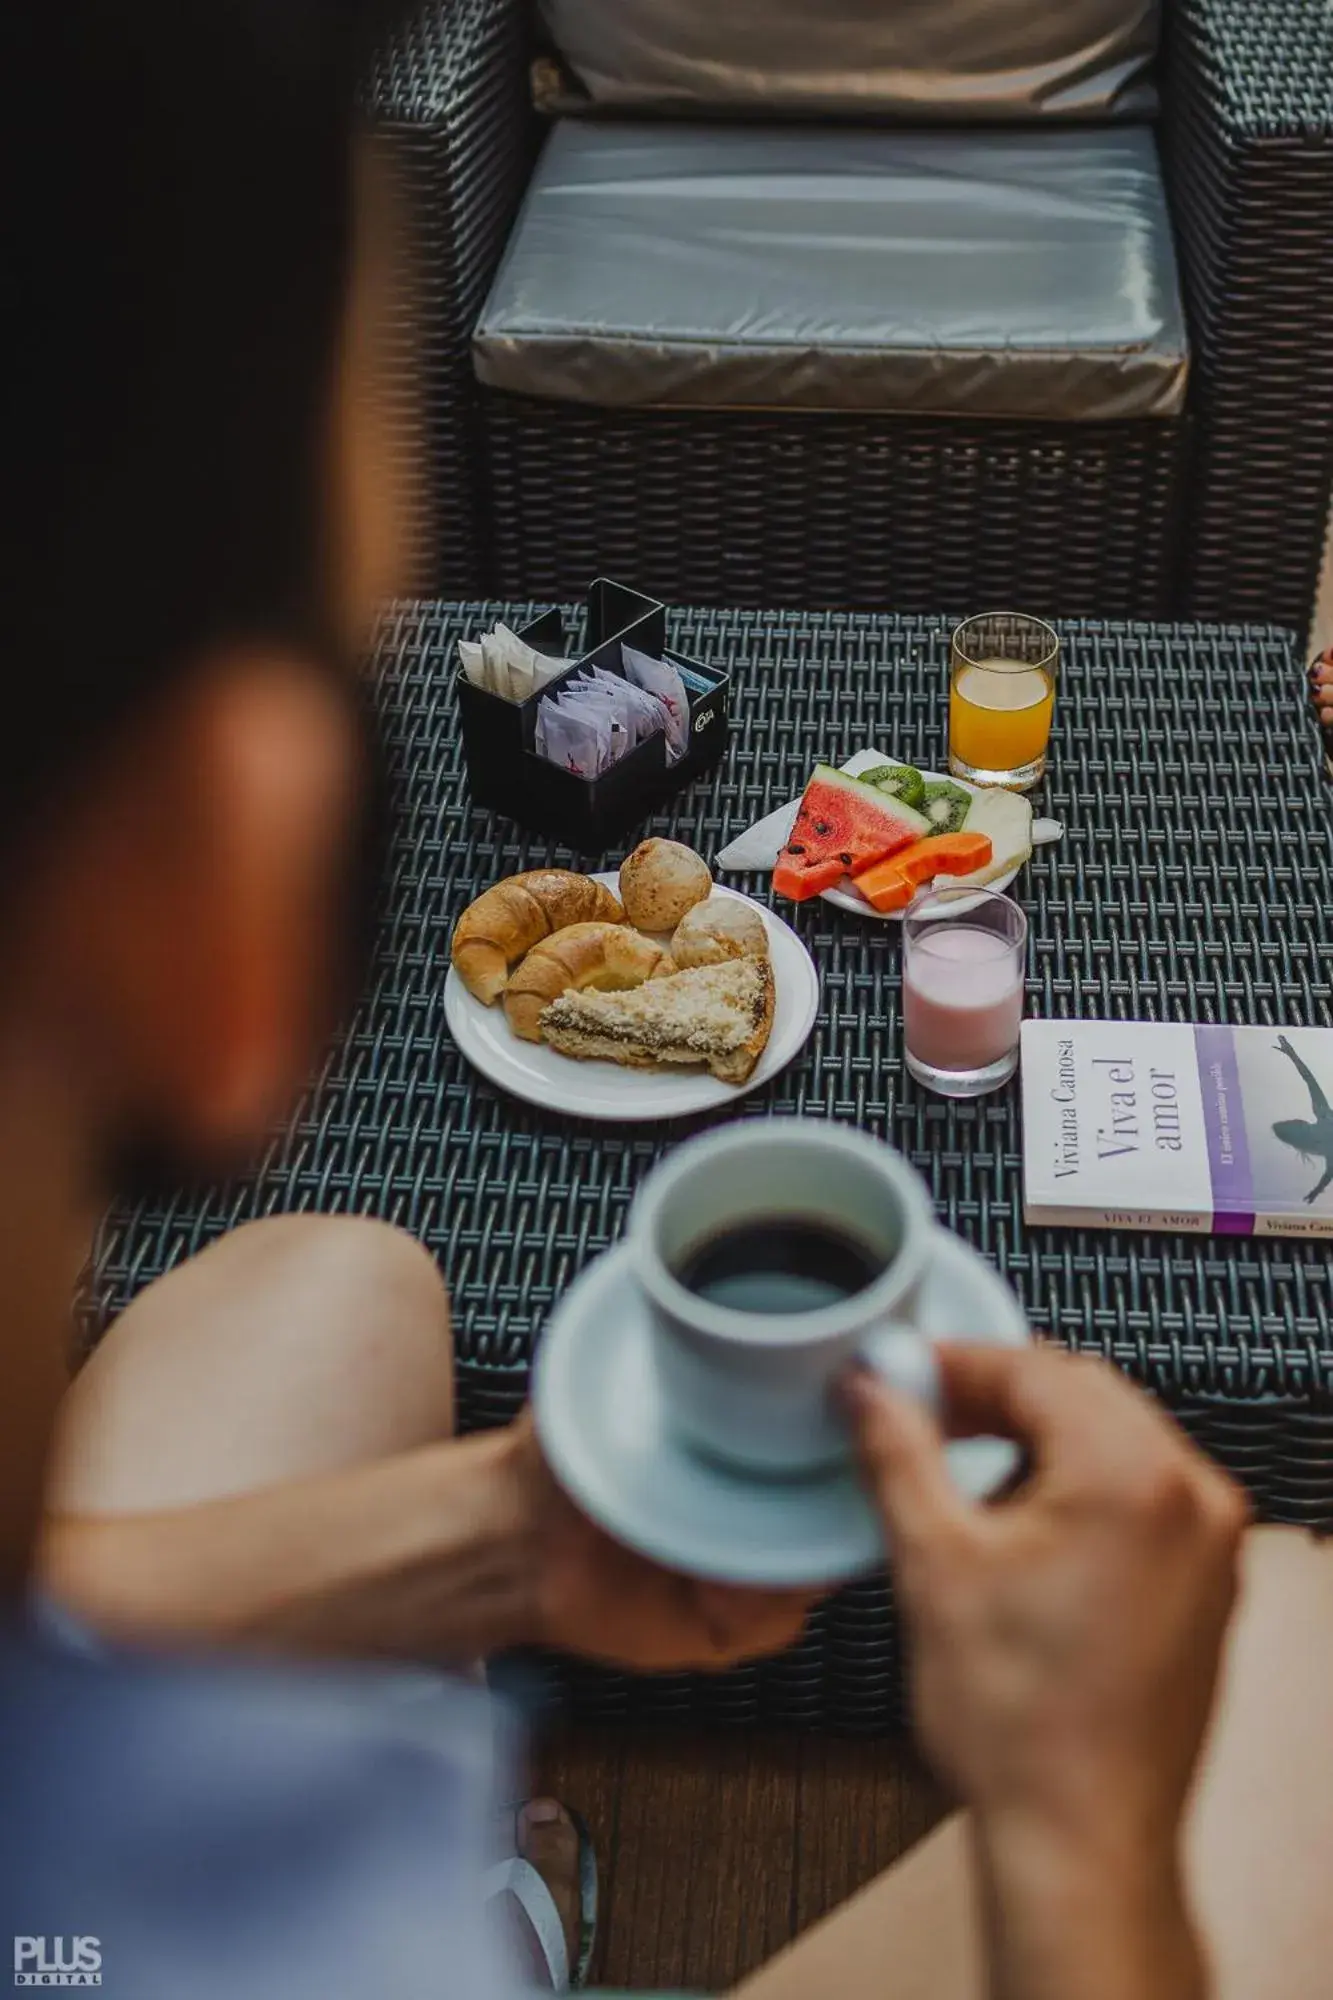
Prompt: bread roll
<box><xmin>503</xmin><ymin>923</ymin><xmax>673</xmax><ymax>1042</ymax></box>
<box><xmin>451</xmin><ymin>872</ymin><xmax>624</xmax><ymax>1003</ymax></box>
<box><xmin>618</xmin><ymin>839</ymin><xmax>712</xmax><ymax>932</ymax></box>
<box><xmin>671</xmin><ymin>896</ymin><xmax>769</xmax><ymax>968</ymax></box>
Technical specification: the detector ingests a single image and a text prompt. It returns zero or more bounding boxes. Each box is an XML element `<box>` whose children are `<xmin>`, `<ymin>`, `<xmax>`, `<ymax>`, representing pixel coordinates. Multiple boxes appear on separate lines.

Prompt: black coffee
<box><xmin>675</xmin><ymin>1217</ymin><xmax>881</xmax><ymax>1316</ymax></box>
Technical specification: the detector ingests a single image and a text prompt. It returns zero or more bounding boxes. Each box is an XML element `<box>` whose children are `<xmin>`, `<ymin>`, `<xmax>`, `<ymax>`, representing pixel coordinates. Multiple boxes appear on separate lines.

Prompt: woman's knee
<box><xmin>212</xmin><ymin>1213</ymin><xmax>457</xmax><ymax>1439</ymax></box>
<box><xmin>54</xmin><ymin>1213</ymin><xmax>455</xmax><ymax>1514</ymax></box>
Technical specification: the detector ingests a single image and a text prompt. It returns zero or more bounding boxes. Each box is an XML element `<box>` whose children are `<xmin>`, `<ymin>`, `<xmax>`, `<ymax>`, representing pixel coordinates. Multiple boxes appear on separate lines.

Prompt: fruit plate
<box><xmin>443</xmin><ymin>879</ymin><xmax>820</xmax><ymax>1124</ymax></box>
<box><xmin>820</xmin><ymin>754</ymin><xmax>1023</xmax><ymax>920</ymax></box>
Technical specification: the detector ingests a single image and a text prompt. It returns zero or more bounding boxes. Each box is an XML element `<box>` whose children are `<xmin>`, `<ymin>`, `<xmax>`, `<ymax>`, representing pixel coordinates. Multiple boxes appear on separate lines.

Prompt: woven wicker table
<box><xmin>89</xmin><ymin>604</ymin><xmax>1333</xmax><ymax>1733</ymax></box>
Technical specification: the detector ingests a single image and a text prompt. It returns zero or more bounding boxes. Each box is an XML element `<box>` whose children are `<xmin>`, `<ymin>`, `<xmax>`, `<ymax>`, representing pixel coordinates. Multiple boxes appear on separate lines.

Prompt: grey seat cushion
<box><xmin>538</xmin><ymin>0</ymin><xmax>1159</xmax><ymax>122</ymax></box>
<box><xmin>473</xmin><ymin>123</ymin><xmax>1189</xmax><ymax>422</ymax></box>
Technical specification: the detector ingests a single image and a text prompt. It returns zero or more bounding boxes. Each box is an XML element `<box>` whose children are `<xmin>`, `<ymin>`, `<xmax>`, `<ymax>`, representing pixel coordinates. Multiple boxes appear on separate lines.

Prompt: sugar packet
<box><xmin>457</xmin><ymin>639</ymin><xmax>487</xmax><ymax>688</ymax></box>
<box><xmin>458</xmin><ymin>622</ymin><xmax>568</xmax><ymax>702</ymax></box>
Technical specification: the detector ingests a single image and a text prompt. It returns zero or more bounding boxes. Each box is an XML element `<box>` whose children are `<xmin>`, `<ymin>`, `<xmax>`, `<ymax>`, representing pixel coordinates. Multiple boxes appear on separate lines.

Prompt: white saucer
<box><xmin>819</xmin><ymin>755</ymin><xmax>1021</xmax><ymax>920</ymax></box>
<box><xmin>444</xmin><ymin>878</ymin><xmax>819</xmax><ymax>1123</ymax></box>
<box><xmin>533</xmin><ymin>1231</ymin><xmax>1028</xmax><ymax>1586</ymax></box>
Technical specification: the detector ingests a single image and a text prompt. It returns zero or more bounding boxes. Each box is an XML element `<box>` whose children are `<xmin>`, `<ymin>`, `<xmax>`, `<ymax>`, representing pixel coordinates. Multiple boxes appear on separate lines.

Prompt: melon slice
<box><xmin>949</xmin><ymin>788</ymin><xmax>1035</xmax><ymax>888</ymax></box>
<box><xmin>773</xmin><ymin>766</ymin><xmax>930</xmax><ymax>902</ymax></box>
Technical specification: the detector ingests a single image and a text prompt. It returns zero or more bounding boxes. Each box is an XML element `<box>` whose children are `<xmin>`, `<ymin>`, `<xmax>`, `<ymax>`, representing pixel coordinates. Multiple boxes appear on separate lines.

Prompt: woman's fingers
<box><xmin>693</xmin><ymin>1584</ymin><xmax>816</xmax><ymax>1660</ymax></box>
<box><xmin>934</xmin><ymin>1342</ymin><xmax>1190</xmax><ymax>1497</ymax></box>
<box><xmin>840</xmin><ymin>1368</ymin><xmax>971</xmax><ymax>1558</ymax></box>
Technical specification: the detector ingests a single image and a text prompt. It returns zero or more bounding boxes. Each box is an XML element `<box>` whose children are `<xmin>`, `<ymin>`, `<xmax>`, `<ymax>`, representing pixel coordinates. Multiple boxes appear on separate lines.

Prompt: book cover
<box><xmin>1020</xmin><ymin>1020</ymin><xmax>1333</xmax><ymax>1238</ymax></box>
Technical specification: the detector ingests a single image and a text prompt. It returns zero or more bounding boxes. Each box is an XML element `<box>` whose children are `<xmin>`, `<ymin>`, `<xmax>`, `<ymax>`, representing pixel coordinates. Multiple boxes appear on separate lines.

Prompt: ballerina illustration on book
<box><xmin>1272</xmin><ymin>1036</ymin><xmax>1333</xmax><ymax>1205</ymax></box>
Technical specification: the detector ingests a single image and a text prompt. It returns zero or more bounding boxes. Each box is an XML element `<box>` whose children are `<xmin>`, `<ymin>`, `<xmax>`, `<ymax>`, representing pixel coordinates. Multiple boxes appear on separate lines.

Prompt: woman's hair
<box><xmin>5</xmin><ymin>0</ymin><xmax>394</xmax><ymax>850</ymax></box>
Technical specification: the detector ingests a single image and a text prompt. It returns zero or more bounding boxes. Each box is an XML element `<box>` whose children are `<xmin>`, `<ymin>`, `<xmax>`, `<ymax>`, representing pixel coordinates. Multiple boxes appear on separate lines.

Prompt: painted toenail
<box><xmin>525</xmin><ymin>1799</ymin><xmax>561</xmax><ymax>1825</ymax></box>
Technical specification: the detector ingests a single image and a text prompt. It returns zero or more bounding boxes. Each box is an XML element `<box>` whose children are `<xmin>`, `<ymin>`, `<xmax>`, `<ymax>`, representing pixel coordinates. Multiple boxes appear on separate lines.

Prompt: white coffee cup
<box><xmin>632</xmin><ymin>1119</ymin><xmax>939</xmax><ymax>1476</ymax></box>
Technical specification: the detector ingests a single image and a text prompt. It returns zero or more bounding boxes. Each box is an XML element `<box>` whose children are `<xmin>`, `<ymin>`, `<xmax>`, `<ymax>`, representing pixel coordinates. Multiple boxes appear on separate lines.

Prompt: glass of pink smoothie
<box><xmin>902</xmin><ymin>886</ymin><xmax>1027</xmax><ymax>1098</ymax></box>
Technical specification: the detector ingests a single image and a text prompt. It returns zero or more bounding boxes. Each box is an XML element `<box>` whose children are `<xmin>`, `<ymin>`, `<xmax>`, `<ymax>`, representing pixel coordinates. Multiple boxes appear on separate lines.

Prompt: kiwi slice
<box><xmin>919</xmin><ymin>779</ymin><xmax>973</xmax><ymax>835</ymax></box>
<box><xmin>856</xmin><ymin>763</ymin><xmax>926</xmax><ymax>810</ymax></box>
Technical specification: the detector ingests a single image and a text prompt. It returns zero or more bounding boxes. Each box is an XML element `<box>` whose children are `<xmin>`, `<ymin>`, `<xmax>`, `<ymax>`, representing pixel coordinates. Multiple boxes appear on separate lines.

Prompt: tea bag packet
<box><xmin>587</xmin><ymin>666</ymin><xmax>667</xmax><ymax>751</ymax></box>
<box><xmin>622</xmin><ymin>644</ymin><xmax>690</xmax><ymax>763</ymax></box>
<box><xmin>670</xmin><ymin>660</ymin><xmax>716</xmax><ymax>697</ymax></box>
<box><xmin>536</xmin><ymin>696</ymin><xmax>602</xmax><ymax>778</ymax></box>
<box><xmin>556</xmin><ymin>680</ymin><xmax>623</xmax><ymax>774</ymax></box>
<box><xmin>596</xmin><ymin>705</ymin><xmax>631</xmax><ymax>770</ymax></box>
<box><xmin>536</xmin><ymin>669</ymin><xmax>647</xmax><ymax>778</ymax></box>
<box><xmin>553</xmin><ymin>677</ymin><xmax>621</xmax><ymax>774</ymax></box>
<box><xmin>534</xmin><ymin>659</ymin><xmax>681</xmax><ymax>779</ymax></box>
<box><xmin>623</xmin><ymin>680</ymin><xmax>671</xmax><ymax>751</ymax></box>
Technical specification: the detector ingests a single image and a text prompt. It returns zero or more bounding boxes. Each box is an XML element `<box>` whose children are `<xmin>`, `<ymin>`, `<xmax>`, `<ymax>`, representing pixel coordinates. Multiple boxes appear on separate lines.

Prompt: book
<box><xmin>1020</xmin><ymin>1020</ymin><xmax>1333</xmax><ymax>1238</ymax></box>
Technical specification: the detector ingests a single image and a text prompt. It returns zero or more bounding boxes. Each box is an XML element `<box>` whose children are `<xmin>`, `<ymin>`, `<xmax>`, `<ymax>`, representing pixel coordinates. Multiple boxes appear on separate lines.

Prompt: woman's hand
<box><xmin>507</xmin><ymin>1414</ymin><xmax>817</xmax><ymax>1672</ymax></box>
<box><xmin>843</xmin><ymin>1344</ymin><xmax>1249</xmax><ymax>2000</ymax></box>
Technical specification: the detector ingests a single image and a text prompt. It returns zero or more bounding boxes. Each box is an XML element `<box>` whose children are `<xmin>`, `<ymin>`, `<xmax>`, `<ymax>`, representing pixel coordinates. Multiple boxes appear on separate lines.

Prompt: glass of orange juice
<box><xmin>948</xmin><ymin>612</ymin><xmax>1059</xmax><ymax>792</ymax></box>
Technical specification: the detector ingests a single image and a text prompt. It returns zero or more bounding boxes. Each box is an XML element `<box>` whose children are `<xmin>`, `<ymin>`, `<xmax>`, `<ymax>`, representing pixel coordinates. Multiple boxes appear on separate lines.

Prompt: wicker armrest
<box><xmin>363</xmin><ymin>0</ymin><xmax>538</xmax><ymax>595</ymax></box>
<box><xmin>1163</xmin><ymin>0</ymin><xmax>1333</xmax><ymax>633</ymax></box>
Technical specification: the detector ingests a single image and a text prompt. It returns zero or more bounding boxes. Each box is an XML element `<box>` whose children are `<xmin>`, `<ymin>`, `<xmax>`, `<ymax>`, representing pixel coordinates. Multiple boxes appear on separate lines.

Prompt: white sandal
<box><xmin>485</xmin><ymin>1805</ymin><xmax>598</xmax><ymax>1991</ymax></box>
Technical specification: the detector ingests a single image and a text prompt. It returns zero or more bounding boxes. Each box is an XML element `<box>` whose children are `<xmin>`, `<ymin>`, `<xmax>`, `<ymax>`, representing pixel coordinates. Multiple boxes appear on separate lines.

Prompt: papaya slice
<box><xmin>852</xmin><ymin>831</ymin><xmax>993</xmax><ymax>913</ymax></box>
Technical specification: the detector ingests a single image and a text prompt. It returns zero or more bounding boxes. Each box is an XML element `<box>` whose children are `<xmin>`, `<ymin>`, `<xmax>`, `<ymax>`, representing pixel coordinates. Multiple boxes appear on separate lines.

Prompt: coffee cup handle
<box><xmin>856</xmin><ymin>1322</ymin><xmax>940</xmax><ymax>1414</ymax></box>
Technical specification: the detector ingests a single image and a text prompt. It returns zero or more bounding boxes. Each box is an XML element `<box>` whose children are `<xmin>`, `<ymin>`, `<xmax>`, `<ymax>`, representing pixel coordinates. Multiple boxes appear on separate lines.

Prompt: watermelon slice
<box><xmin>773</xmin><ymin>766</ymin><xmax>930</xmax><ymax>901</ymax></box>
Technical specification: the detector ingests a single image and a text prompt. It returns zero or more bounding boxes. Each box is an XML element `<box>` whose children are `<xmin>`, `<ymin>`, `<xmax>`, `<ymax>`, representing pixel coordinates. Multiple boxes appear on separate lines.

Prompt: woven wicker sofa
<box><xmin>366</xmin><ymin>0</ymin><xmax>1333</xmax><ymax>630</ymax></box>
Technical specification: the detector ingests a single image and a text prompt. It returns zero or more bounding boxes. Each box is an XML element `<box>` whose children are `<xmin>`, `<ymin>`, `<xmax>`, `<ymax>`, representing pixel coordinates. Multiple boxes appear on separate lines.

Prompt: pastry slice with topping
<box><xmin>541</xmin><ymin>958</ymin><xmax>774</xmax><ymax>1085</ymax></box>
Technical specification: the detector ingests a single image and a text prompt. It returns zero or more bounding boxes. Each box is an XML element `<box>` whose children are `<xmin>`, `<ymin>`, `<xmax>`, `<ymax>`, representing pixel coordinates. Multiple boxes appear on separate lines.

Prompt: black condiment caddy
<box><xmin>454</xmin><ymin>579</ymin><xmax>730</xmax><ymax>852</ymax></box>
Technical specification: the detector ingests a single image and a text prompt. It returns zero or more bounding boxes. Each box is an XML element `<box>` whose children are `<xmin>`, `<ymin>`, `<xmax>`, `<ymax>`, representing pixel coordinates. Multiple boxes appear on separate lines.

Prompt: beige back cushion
<box><xmin>538</xmin><ymin>1</ymin><xmax>1160</xmax><ymax>121</ymax></box>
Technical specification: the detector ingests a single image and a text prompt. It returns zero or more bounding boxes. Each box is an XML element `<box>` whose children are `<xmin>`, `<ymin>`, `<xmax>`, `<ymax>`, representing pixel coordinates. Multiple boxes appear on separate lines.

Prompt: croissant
<box><xmin>451</xmin><ymin>871</ymin><xmax>625</xmax><ymax>1004</ymax></box>
<box><xmin>503</xmin><ymin>923</ymin><xmax>674</xmax><ymax>1042</ymax></box>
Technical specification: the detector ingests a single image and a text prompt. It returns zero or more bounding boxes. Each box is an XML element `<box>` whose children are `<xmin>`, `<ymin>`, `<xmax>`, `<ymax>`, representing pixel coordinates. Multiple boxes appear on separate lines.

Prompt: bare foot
<box><xmin>1311</xmin><ymin>657</ymin><xmax>1333</xmax><ymax>726</ymax></box>
<box><xmin>508</xmin><ymin>1798</ymin><xmax>583</xmax><ymax>1990</ymax></box>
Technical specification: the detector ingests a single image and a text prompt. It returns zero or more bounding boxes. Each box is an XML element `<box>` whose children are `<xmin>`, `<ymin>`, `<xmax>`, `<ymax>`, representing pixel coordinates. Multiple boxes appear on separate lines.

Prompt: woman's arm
<box><xmin>41</xmin><ymin>1417</ymin><xmax>811</xmax><ymax>1671</ymax></box>
<box><xmin>974</xmin><ymin>1819</ymin><xmax>1206</xmax><ymax>2000</ymax></box>
<box><xmin>42</xmin><ymin>1428</ymin><xmax>540</xmax><ymax>1661</ymax></box>
<box><xmin>845</xmin><ymin>1344</ymin><xmax>1246</xmax><ymax>2000</ymax></box>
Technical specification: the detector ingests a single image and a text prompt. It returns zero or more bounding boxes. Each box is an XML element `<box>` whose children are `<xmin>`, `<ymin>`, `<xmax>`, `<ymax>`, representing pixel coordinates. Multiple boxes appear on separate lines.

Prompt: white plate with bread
<box><xmin>445</xmin><ymin>841</ymin><xmax>820</xmax><ymax>1122</ymax></box>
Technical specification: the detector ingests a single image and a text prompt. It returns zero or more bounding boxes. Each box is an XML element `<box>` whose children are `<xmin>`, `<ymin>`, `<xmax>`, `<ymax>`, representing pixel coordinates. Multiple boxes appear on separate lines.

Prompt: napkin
<box><xmin>714</xmin><ymin>800</ymin><xmax>802</xmax><ymax>872</ymax></box>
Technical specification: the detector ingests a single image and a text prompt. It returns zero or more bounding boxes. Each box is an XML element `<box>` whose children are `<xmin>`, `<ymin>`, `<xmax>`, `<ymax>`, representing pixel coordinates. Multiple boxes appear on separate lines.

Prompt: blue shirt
<box><xmin>0</xmin><ymin>1619</ymin><xmax>519</xmax><ymax>2000</ymax></box>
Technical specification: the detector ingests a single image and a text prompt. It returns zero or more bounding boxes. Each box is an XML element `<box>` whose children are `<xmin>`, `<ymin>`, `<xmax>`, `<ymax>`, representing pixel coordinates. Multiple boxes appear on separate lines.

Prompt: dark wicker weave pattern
<box><xmin>88</xmin><ymin>604</ymin><xmax>1333</xmax><ymax>1733</ymax></box>
<box><xmin>1164</xmin><ymin>0</ymin><xmax>1333</xmax><ymax>632</ymax></box>
<box><xmin>364</xmin><ymin>0</ymin><xmax>1333</xmax><ymax>630</ymax></box>
<box><xmin>362</xmin><ymin>0</ymin><xmax>536</xmax><ymax>596</ymax></box>
<box><xmin>484</xmin><ymin>398</ymin><xmax>1188</xmax><ymax>621</ymax></box>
